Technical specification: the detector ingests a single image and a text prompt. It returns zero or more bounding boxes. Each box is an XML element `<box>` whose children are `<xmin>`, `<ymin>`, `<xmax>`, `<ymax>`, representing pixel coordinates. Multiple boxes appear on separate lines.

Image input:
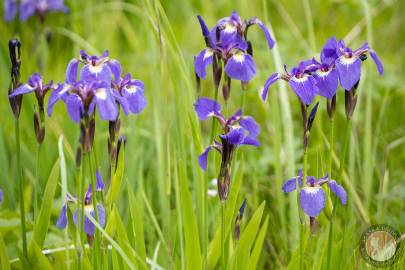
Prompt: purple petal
<box><xmin>56</xmin><ymin>205</ymin><xmax>67</xmax><ymax>229</ymax></box>
<box><xmin>19</xmin><ymin>1</ymin><xmax>36</xmax><ymax>21</ymax></box>
<box><xmin>288</xmin><ymin>75</ymin><xmax>318</xmax><ymax>105</ymax></box>
<box><xmin>94</xmin><ymin>88</ymin><xmax>119</xmax><ymax>121</ymax></box>
<box><xmin>95</xmin><ymin>170</ymin><xmax>105</xmax><ymax>191</ymax></box>
<box><xmin>314</xmin><ymin>69</ymin><xmax>338</xmax><ymax>99</ymax></box>
<box><xmin>320</xmin><ymin>37</ymin><xmax>338</xmax><ymax>66</ymax></box>
<box><xmin>198</xmin><ymin>145</ymin><xmax>213</xmax><ymax>171</ymax></box>
<box><xmin>121</xmin><ymin>82</ymin><xmax>147</xmax><ymax>114</ymax></box>
<box><xmin>224</xmin><ymin>53</ymin><xmax>256</xmax><ymax>82</ymax></box>
<box><xmin>47</xmin><ymin>84</ymin><xmax>70</xmax><ymax>117</ymax></box>
<box><xmin>300</xmin><ymin>186</ymin><xmax>326</xmax><ymax>217</ymax></box>
<box><xmin>66</xmin><ymin>59</ymin><xmax>79</xmax><ymax>83</ymax></box>
<box><xmin>336</xmin><ymin>55</ymin><xmax>361</xmax><ymax>90</ymax></box>
<box><xmin>0</xmin><ymin>189</ymin><xmax>3</xmax><ymax>203</ymax></box>
<box><xmin>282</xmin><ymin>176</ymin><xmax>303</xmax><ymax>193</ymax></box>
<box><xmin>328</xmin><ymin>180</ymin><xmax>347</xmax><ymax>205</ymax></box>
<box><xmin>97</xmin><ymin>204</ymin><xmax>106</xmax><ymax>228</ymax></box>
<box><xmin>4</xmin><ymin>0</ymin><xmax>17</xmax><ymax>21</ymax></box>
<box><xmin>261</xmin><ymin>73</ymin><xmax>280</xmax><ymax>101</ymax></box>
<box><xmin>241</xmin><ymin>136</ymin><xmax>260</xmax><ymax>146</ymax></box>
<box><xmin>239</xmin><ymin>116</ymin><xmax>259</xmax><ymax>137</ymax></box>
<box><xmin>221</xmin><ymin>128</ymin><xmax>245</xmax><ymax>145</ymax></box>
<box><xmin>369</xmin><ymin>51</ymin><xmax>384</xmax><ymax>75</ymax></box>
<box><xmin>107</xmin><ymin>60</ymin><xmax>122</xmax><ymax>83</ymax></box>
<box><xmin>65</xmin><ymin>94</ymin><xmax>84</xmax><ymax>123</ymax></box>
<box><xmin>197</xmin><ymin>15</ymin><xmax>210</xmax><ymax>38</ymax></box>
<box><xmin>8</xmin><ymin>84</ymin><xmax>35</xmax><ymax>98</ymax></box>
<box><xmin>112</xmin><ymin>90</ymin><xmax>130</xmax><ymax>115</ymax></box>
<box><xmin>194</xmin><ymin>97</ymin><xmax>221</xmax><ymax>120</ymax></box>
<box><xmin>194</xmin><ymin>49</ymin><xmax>214</xmax><ymax>79</ymax></box>
<box><xmin>253</xmin><ymin>18</ymin><xmax>275</xmax><ymax>49</ymax></box>
<box><xmin>80</xmin><ymin>64</ymin><xmax>112</xmax><ymax>84</ymax></box>
<box><xmin>226</xmin><ymin>109</ymin><xmax>242</xmax><ymax>125</ymax></box>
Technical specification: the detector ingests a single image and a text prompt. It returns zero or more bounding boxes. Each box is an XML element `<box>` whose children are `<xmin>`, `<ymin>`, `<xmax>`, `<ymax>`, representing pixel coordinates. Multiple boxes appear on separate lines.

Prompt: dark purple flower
<box><xmin>335</xmin><ymin>40</ymin><xmax>383</xmax><ymax>90</ymax></box>
<box><xmin>8</xmin><ymin>73</ymin><xmax>54</xmax><ymax>107</ymax></box>
<box><xmin>4</xmin><ymin>0</ymin><xmax>17</xmax><ymax>21</ymax></box>
<box><xmin>111</xmin><ymin>73</ymin><xmax>147</xmax><ymax>115</ymax></box>
<box><xmin>195</xmin><ymin>97</ymin><xmax>260</xmax><ymax>171</ymax></box>
<box><xmin>261</xmin><ymin>60</ymin><xmax>319</xmax><ymax>105</ymax></box>
<box><xmin>282</xmin><ymin>172</ymin><xmax>347</xmax><ymax>217</ymax></box>
<box><xmin>19</xmin><ymin>0</ymin><xmax>68</xmax><ymax>21</ymax></box>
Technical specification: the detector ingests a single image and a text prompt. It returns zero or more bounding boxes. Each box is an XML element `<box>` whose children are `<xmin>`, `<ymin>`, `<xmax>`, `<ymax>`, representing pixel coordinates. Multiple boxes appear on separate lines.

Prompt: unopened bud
<box><xmin>327</xmin><ymin>95</ymin><xmax>336</xmax><ymax>119</ymax></box>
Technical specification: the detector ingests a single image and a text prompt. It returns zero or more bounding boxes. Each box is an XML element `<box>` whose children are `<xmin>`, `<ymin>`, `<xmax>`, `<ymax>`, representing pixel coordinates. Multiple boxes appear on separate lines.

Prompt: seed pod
<box><xmin>222</xmin><ymin>75</ymin><xmax>231</xmax><ymax>101</ymax></box>
<box><xmin>75</xmin><ymin>147</ymin><xmax>82</xmax><ymax>168</ymax></box>
<box><xmin>327</xmin><ymin>94</ymin><xmax>336</xmax><ymax>120</ymax></box>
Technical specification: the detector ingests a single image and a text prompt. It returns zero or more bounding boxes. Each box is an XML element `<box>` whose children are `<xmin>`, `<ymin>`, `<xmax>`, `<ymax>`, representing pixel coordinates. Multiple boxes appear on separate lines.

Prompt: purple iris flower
<box><xmin>335</xmin><ymin>40</ymin><xmax>383</xmax><ymax>90</ymax></box>
<box><xmin>194</xmin><ymin>97</ymin><xmax>260</xmax><ymax>171</ymax></box>
<box><xmin>111</xmin><ymin>73</ymin><xmax>147</xmax><ymax>115</ymax></box>
<box><xmin>20</xmin><ymin>0</ymin><xmax>68</xmax><ymax>21</ymax></box>
<box><xmin>195</xmin><ymin>12</ymin><xmax>273</xmax><ymax>82</ymax></box>
<box><xmin>95</xmin><ymin>169</ymin><xmax>105</xmax><ymax>191</ymax></box>
<box><xmin>282</xmin><ymin>171</ymin><xmax>347</xmax><ymax>217</ymax></box>
<box><xmin>210</xmin><ymin>11</ymin><xmax>275</xmax><ymax>50</ymax></box>
<box><xmin>0</xmin><ymin>189</ymin><xmax>3</xmax><ymax>203</ymax></box>
<box><xmin>56</xmin><ymin>183</ymin><xmax>105</xmax><ymax>236</ymax></box>
<box><xmin>8</xmin><ymin>73</ymin><xmax>55</xmax><ymax>108</ymax></box>
<box><xmin>4</xmin><ymin>0</ymin><xmax>17</xmax><ymax>21</ymax></box>
<box><xmin>47</xmin><ymin>79</ymin><xmax>119</xmax><ymax>123</ymax></box>
<box><xmin>261</xmin><ymin>59</ymin><xmax>319</xmax><ymax>105</ymax></box>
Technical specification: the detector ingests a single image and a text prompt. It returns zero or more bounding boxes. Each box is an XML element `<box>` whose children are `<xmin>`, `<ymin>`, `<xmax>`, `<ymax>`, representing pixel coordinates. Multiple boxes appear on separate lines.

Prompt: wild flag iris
<box><xmin>282</xmin><ymin>171</ymin><xmax>347</xmax><ymax>218</ymax></box>
<box><xmin>195</xmin><ymin>97</ymin><xmax>259</xmax><ymax>201</ymax></box>
<box><xmin>195</xmin><ymin>11</ymin><xmax>274</xmax><ymax>100</ymax></box>
<box><xmin>4</xmin><ymin>0</ymin><xmax>68</xmax><ymax>22</ymax></box>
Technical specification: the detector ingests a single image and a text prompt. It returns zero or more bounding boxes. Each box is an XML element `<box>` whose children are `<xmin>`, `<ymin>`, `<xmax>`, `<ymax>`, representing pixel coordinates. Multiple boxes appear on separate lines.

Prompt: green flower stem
<box><xmin>15</xmin><ymin>118</ymin><xmax>27</xmax><ymax>258</ymax></box>
<box><xmin>221</xmin><ymin>201</ymin><xmax>226</xmax><ymax>270</ymax></box>
<box><xmin>87</xmin><ymin>153</ymin><xmax>100</xmax><ymax>269</ymax></box>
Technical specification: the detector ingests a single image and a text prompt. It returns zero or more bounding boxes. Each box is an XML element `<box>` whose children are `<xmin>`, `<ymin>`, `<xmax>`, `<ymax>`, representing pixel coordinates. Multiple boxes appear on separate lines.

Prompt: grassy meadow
<box><xmin>0</xmin><ymin>0</ymin><xmax>404</xmax><ymax>269</ymax></box>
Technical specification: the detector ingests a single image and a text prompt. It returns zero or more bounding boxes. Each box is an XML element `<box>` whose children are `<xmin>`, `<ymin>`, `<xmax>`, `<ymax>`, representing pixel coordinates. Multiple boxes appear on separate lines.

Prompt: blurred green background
<box><xmin>0</xmin><ymin>0</ymin><xmax>404</xmax><ymax>269</ymax></box>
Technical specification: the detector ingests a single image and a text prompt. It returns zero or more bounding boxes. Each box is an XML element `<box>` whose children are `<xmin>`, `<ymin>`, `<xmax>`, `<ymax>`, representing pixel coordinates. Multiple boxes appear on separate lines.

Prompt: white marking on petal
<box><xmin>95</xmin><ymin>88</ymin><xmax>107</xmax><ymax>100</ymax></box>
<box><xmin>84</xmin><ymin>205</ymin><xmax>93</xmax><ymax>215</ymax></box>
<box><xmin>316</xmin><ymin>70</ymin><xmax>331</xmax><ymax>78</ymax></box>
<box><xmin>203</xmin><ymin>49</ymin><xmax>213</xmax><ymax>60</ymax></box>
<box><xmin>224</xmin><ymin>23</ymin><xmax>237</xmax><ymax>33</ymax></box>
<box><xmin>125</xmin><ymin>86</ymin><xmax>139</xmax><ymax>94</ymax></box>
<box><xmin>303</xmin><ymin>186</ymin><xmax>320</xmax><ymax>194</ymax></box>
<box><xmin>339</xmin><ymin>56</ymin><xmax>357</xmax><ymax>66</ymax></box>
<box><xmin>291</xmin><ymin>75</ymin><xmax>308</xmax><ymax>83</ymax></box>
<box><xmin>232</xmin><ymin>53</ymin><xmax>245</xmax><ymax>63</ymax></box>
<box><xmin>89</xmin><ymin>64</ymin><xmax>103</xmax><ymax>75</ymax></box>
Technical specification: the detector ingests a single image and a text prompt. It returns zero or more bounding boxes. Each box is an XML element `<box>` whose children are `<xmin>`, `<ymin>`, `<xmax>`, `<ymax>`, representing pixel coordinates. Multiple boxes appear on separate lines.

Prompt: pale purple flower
<box><xmin>282</xmin><ymin>172</ymin><xmax>347</xmax><ymax>217</ymax></box>
<box><xmin>19</xmin><ymin>0</ymin><xmax>68</xmax><ymax>21</ymax></box>
<box><xmin>4</xmin><ymin>0</ymin><xmax>17</xmax><ymax>21</ymax></box>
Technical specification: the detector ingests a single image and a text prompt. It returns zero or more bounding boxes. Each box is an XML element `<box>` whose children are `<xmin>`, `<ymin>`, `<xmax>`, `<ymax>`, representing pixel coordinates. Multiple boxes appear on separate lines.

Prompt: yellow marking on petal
<box><xmin>339</xmin><ymin>56</ymin><xmax>357</xmax><ymax>66</ymax></box>
<box><xmin>203</xmin><ymin>49</ymin><xmax>213</xmax><ymax>60</ymax></box>
<box><xmin>291</xmin><ymin>76</ymin><xmax>308</xmax><ymax>83</ymax></box>
<box><xmin>316</xmin><ymin>70</ymin><xmax>331</xmax><ymax>78</ymax></box>
<box><xmin>89</xmin><ymin>64</ymin><xmax>103</xmax><ymax>75</ymax></box>
<box><xmin>224</xmin><ymin>22</ymin><xmax>237</xmax><ymax>34</ymax></box>
<box><xmin>125</xmin><ymin>85</ymin><xmax>139</xmax><ymax>94</ymax></box>
<box><xmin>232</xmin><ymin>53</ymin><xmax>245</xmax><ymax>63</ymax></box>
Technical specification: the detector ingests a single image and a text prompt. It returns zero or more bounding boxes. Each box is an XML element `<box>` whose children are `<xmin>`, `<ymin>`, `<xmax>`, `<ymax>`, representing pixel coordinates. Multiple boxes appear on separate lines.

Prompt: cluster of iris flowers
<box><xmin>7</xmin><ymin>45</ymin><xmax>146</xmax><ymax>242</ymax></box>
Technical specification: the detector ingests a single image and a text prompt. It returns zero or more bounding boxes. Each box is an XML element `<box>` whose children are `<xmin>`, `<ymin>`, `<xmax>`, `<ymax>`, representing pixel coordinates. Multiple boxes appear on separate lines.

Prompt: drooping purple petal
<box><xmin>300</xmin><ymin>186</ymin><xmax>326</xmax><ymax>217</ymax></box>
<box><xmin>224</xmin><ymin>53</ymin><xmax>256</xmax><ymax>82</ymax></box>
<box><xmin>320</xmin><ymin>36</ymin><xmax>338</xmax><ymax>66</ymax></box>
<box><xmin>121</xmin><ymin>82</ymin><xmax>147</xmax><ymax>114</ymax></box>
<box><xmin>46</xmin><ymin>0</ymin><xmax>69</xmax><ymax>13</ymax></box>
<box><xmin>261</xmin><ymin>73</ymin><xmax>280</xmax><ymax>101</ymax></box>
<box><xmin>328</xmin><ymin>180</ymin><xmax>347</xmax><ymax>205</ymax></box>
<box><xmin>194</xmin><ymin>48</ymin><xmax>214</xmax><ymax>79</ymax></box>
<box><xmin>94</xmin><ymin>88</ymin><xmax>119</xmax><ymax>121</ymax></box>
<box><xmin>112</xmin><ymin>90</ymin><xmax>130</xmax><ymax>115</ymax></box>
<box><xmin>8</xmin><ymin>84</ymin><xmax>35</xmax><ymax>98</ymax></box>
<box><xmin>65</xmin><ymin>94</ymin><xmax>84</xmax><ymax>123</ymax></box>
<box><xmin>335</xmin><ymin>55</ymin><xmax>361</xmax><ymax>90</ymax></box>
<box><xmin>47</xmin><ymin>84</ymin><xmax>70</xmax><ymax>117</ymax></box>
<box><xmin>221</xmin><ymin>127</ymin><xmax>245</xmax><ymax>145</ymax></box>
<box><xmin>314</xmin><ymin>68</ymin><xmax>339</xmax><ymax>99</ymax></box>
<box><xmin>241</xmin><ymin>136</ymin><xmax>260</xmax><ymax>146</ymax></box>
<box><xmin>198</xmin><ymin>145</ymin><xmax>213</xmax><ymax>171</ymax></box>
<box><xmin>56</xmin><ymin>204</ymin><xmax>67</xmax><ymax>229</ymax></box>
<box><xmin>66</xmin><ymin>59</ymin><xmax>79</xmax><ymax>83</ymax></box>
<box><xmin>288</xmin><ymin>75</ymin><xmax>318</xmax><ymax>105</ymax></box>
<box><xmin>19</xmin><ymin>1</ymin><xmax>36</xmax><ymax>21</ymax></box>
<box><xmin>4</xmin><ymin>0</ymin><xmax>17</xmax><ymax>21</ymax></box>
<box><xmin>95</xmin><ymin>170</ymin><xmax>105</xmax><ymax>191</ymax></box>
<box><xmin>107</xmin><ymin>60</ymin><xmax>122</xmax><ymax>83</ymax></box>
<box><xmin>194</xmin><ymin>97</ymin><xmax>221</xmax><ymax>120</ymax></box>
<box><xmin>282</xmin><ymin>176</ymin><xmax>303</xmax><ymax>193</ymax></box>
<box><xmin>239</xmin><ymin>116</ymin><xmax>259</xmax><ymax>138</ymax></box>
<box><xmin>253</xmin><ymin>18</ymin><xmax>275</xmax><ymax>49</ymax></box>
<box><xmin>369</xmin><ymin>50</ymin><xmax>384</xmax><ymax>75</ymax></box>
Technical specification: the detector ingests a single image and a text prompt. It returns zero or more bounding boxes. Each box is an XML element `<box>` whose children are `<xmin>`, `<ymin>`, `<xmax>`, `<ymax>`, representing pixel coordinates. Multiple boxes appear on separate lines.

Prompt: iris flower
<box><xmin>4</xmin><ymin>0</ymin><xmax>68</xmax><ymax>21</ymax></box>
<box><xmin>195</xmin><ymin>97</ymin><xmax>260</xmax><ymax>171</ymax></box>
<box><xmin>282</xmin><ymin>171</ymin><xmax>347</xmax><ymax>217</ymax></box>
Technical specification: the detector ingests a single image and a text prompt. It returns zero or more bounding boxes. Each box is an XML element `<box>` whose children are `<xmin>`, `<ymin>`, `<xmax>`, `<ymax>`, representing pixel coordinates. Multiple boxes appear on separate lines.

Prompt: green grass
<box><xmin>0</xmin><ymin>0</ymin><xmax>405</xmax><ymax>269</ymax></box>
